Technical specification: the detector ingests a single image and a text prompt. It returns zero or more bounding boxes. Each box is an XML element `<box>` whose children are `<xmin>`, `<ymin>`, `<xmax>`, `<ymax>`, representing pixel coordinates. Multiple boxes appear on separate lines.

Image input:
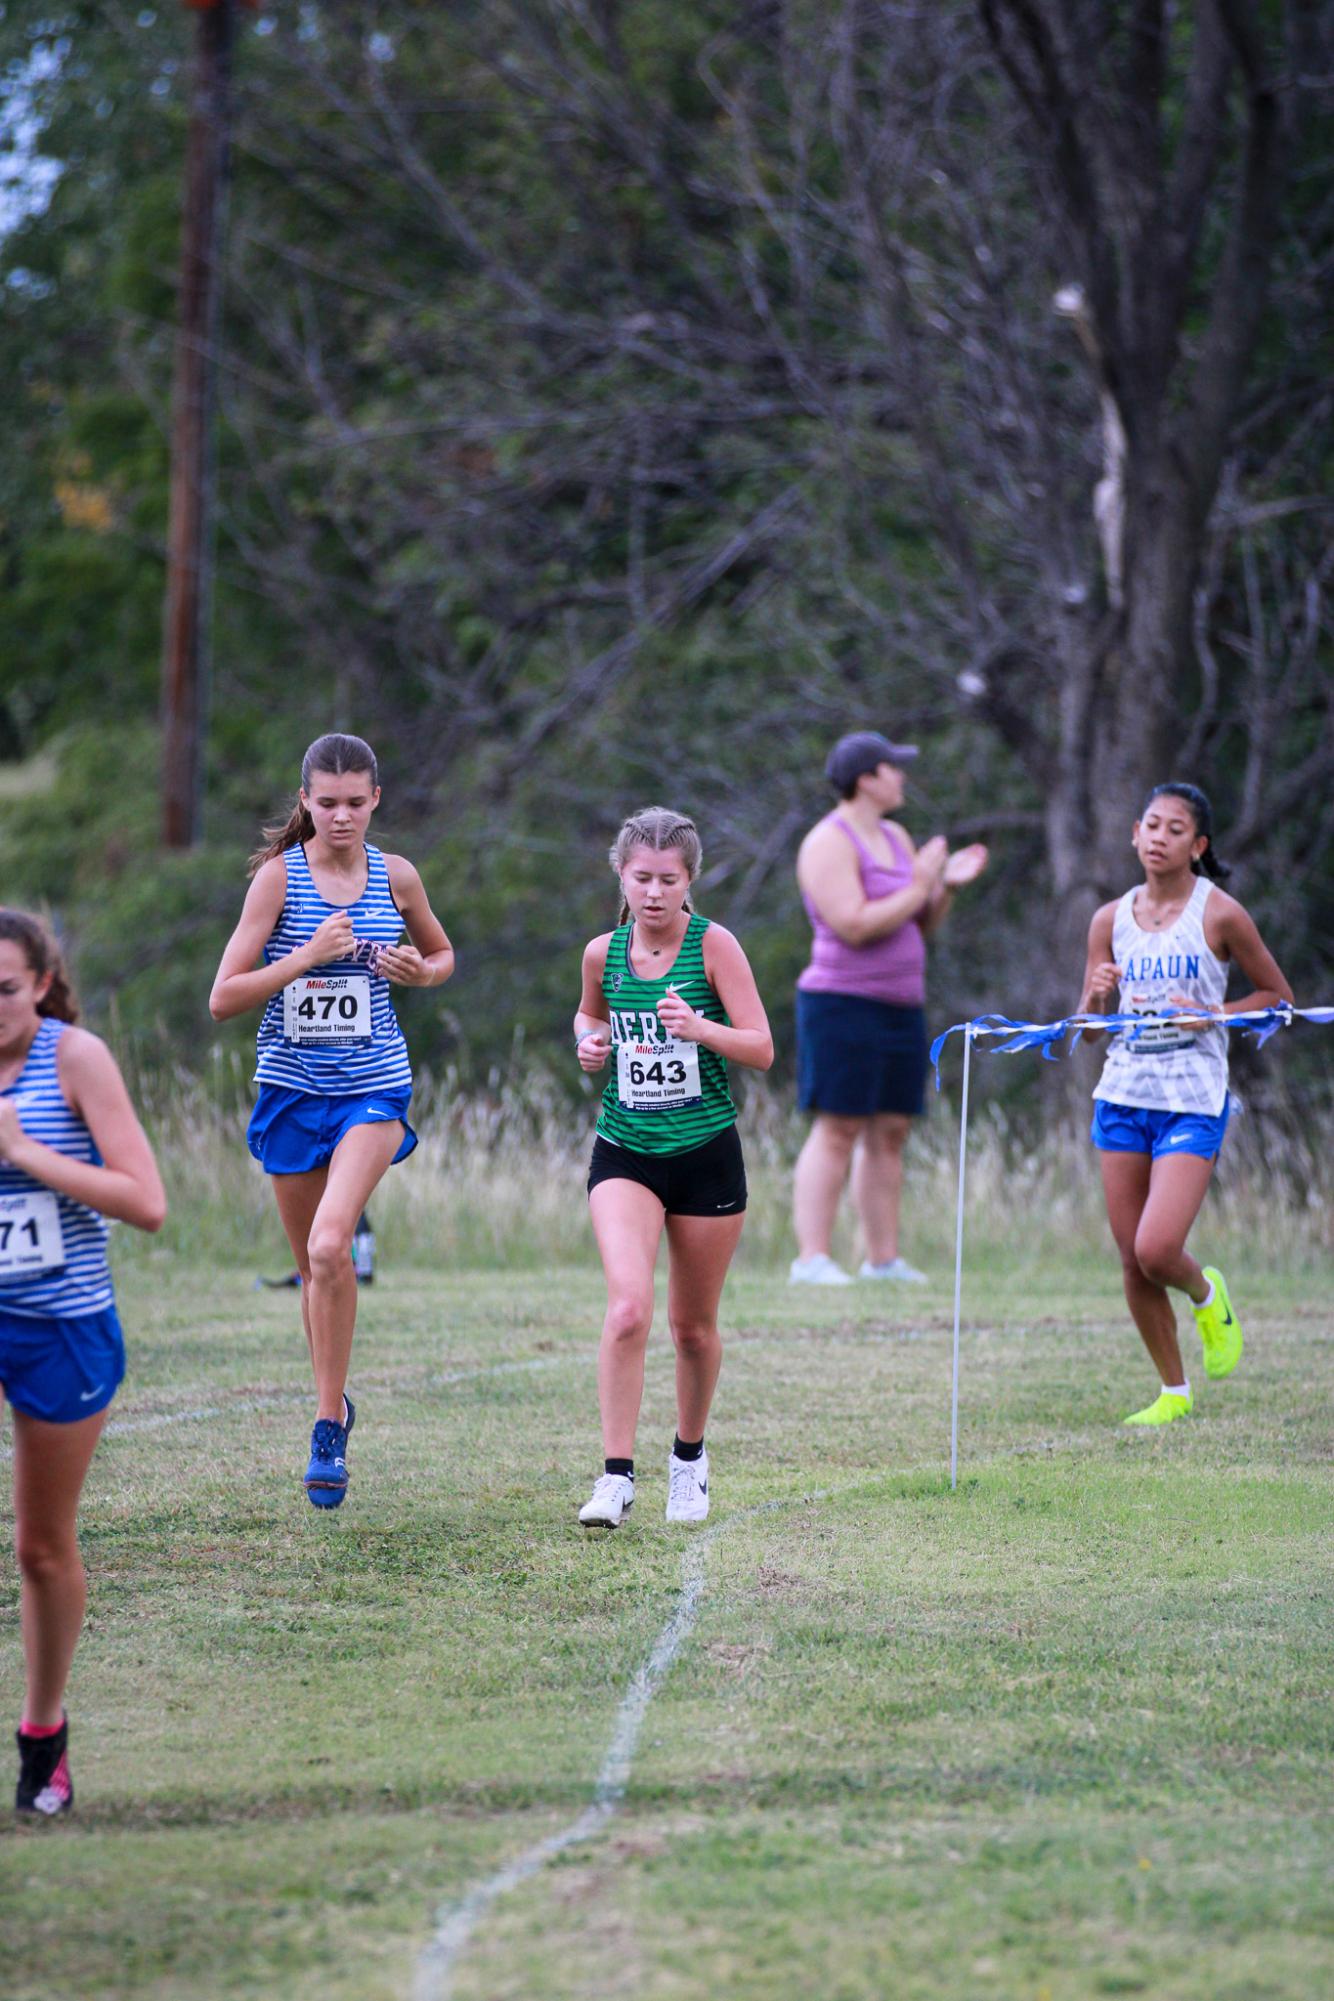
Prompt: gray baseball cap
<box><xmin>825</xmin><ymin>730</ymin><xmax>919</xmax><ymax>793</ymax></box>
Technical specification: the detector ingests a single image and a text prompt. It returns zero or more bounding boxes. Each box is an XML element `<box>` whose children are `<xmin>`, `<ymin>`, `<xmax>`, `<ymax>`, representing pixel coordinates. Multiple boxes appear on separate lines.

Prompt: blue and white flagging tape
<box><xmin>929</xmin><ymin>1003</ymin><xmax>1334</xmax><ymax>1088</ymax></box>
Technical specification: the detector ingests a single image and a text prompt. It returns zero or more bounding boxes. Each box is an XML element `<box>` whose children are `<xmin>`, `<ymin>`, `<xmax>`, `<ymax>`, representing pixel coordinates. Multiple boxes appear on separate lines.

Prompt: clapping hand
<box><xmin>943</xmin><ymin>842</ymin><xmax>989</xmax><ymax>888</ymax></box>
<box><xmin>912</xmin><ymin>834</ymin><xmax>950</xmax><ymax>892</ymax></box>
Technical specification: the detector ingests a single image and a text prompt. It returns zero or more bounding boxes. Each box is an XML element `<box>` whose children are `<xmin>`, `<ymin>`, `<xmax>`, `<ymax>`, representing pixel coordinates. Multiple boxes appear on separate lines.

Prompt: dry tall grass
<box><xmin>119</xmin><ymin>1061</ymin><xmax>1334</xmax><ymax>1278</ymax></box>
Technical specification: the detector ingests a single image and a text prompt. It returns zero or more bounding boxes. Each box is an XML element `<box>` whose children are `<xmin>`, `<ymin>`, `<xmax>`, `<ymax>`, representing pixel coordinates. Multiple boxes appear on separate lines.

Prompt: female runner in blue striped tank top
<box><xmin>1079</xmin><ymin>785</ymin><xmax>1291</xmax><ymax>1429</ymax></box>
<box><xmin>210</xmin><ymin>734</ymin><xmax>454</xmax><ymax>1509</ymax></box>
<box><xmin>0</xmin><ymin>909</ymin><xmax>166</xmax><ymax>1817</ymax></box>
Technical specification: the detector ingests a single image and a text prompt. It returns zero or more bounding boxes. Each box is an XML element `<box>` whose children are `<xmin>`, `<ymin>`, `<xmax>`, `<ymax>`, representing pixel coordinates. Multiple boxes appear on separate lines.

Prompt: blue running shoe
<box><xmin>304</xmin><ymin>1417</ymin><xmax>349</xmax><ymax>1508</ymax></box>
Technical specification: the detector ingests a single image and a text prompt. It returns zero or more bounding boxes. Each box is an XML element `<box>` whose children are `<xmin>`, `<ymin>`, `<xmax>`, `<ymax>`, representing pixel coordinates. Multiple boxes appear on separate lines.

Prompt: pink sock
<box><xmin>19</xmin><ymin>1717</ymin><xmax>63</xmax><ymax>1738</ymax></box>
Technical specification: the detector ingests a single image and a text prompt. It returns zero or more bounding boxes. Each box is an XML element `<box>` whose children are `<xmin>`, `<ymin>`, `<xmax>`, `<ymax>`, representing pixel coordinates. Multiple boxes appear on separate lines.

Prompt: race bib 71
<box><xmin>0</xmin><ymin>1190</ymin><xmax>67</xmax><ymax>1277</ymax></box>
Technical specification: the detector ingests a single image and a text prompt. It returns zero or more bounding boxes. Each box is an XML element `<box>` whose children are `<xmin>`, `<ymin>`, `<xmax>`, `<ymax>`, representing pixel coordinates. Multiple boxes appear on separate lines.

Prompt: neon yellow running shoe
<box><xmin>1192</xmin><ymin>1266</ymin><xmax>1243</xmax><ymax>1379</ymax></box>
<box><xmin>1123</xmin><ymin>1388</ymin><xmax>1194</xmax><ymax>1426</ymax></box>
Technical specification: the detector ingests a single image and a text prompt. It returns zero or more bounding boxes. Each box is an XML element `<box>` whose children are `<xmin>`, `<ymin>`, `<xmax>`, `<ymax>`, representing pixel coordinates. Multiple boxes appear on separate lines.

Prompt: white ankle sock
<box><xmin>1163</xmin><ymin>1382</ymin><xmax>1190</xmax><ymax>1398</ymax></box>
<box><xmin>1196</xmin><ymin>1278</ymin><xmax>1215</xmax><ymax>1309</ymax></box>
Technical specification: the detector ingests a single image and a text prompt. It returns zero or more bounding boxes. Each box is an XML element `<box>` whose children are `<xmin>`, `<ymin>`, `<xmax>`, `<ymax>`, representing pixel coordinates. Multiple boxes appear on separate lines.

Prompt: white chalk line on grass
<box><xmin>412</xmin><ymin>1489</ymin><xmax>829</xmax><ymax>2001</ymax></box>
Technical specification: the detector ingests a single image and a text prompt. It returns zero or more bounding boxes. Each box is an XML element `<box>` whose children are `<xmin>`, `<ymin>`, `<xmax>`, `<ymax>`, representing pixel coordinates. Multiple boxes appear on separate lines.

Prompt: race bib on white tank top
<box><xmin>282</xmin><ymin>973</ymin><xmax>372</xmax><ymax>1045</ymax></box>
<box><xmin>0</xmin><ymin>1190</ymin><xmax>66</xmax><ymax>1277</ymax></box>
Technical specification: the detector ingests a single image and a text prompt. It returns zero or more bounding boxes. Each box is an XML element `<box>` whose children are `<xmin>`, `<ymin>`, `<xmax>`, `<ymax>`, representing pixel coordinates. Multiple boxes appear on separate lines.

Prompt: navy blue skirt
<box><xmin>796</xmin><ymin>990</ymin><xmax>928</xmax><ymax>1118</ymax></box>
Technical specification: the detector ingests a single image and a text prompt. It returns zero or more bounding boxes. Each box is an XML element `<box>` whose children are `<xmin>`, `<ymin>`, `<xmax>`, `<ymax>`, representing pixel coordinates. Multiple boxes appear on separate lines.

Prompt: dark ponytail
<box><xmin>1141</xmin><ymin>782</ymin><xmax>1232</xmax><ymax>882</ymax></box>
<box><xmin>248</xmin><ymin>732</ymin><xmax>379</xmax><ymax>878</ymax></box>
<box><xmin>0</xmin><ymin>909</ymin><xmax>81</xmax><ymax>1022</ymax></box>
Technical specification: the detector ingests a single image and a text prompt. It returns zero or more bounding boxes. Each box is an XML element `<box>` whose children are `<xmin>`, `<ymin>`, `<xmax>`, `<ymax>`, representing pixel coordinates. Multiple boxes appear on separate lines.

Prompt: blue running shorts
<box><xmin>0</xmin><ymin>1305</ymin><xmax>125</xmax><ymax>1423</ymax></box>
<box><xmin>247</xmin><ymin>1086</ymin><xmax>416</xmax><ymax>1176</ymax></box>
<box><xmin>1090</xmin><ymin>1099</ymin><xmax>1230</xmax><ymax>1161</ymax></box>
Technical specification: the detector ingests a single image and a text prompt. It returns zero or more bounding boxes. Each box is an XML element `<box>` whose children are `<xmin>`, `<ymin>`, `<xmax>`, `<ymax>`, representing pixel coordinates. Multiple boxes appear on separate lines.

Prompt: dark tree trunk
<box><xmin>981</xmin><ymin>0</ymin><xmax>1300</xmax><ymax>1010</ymax></box>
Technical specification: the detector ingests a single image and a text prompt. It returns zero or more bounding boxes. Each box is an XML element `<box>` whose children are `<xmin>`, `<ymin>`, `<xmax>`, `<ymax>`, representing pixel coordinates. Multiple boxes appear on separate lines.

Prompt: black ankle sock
<box><xmin>672</xmin><ymin>1435</ymin><xmax>704</xmax><ymax>1462</ymax></box>
<box><xmin>605</xmin><ymin>1457</ymin><xmax>634</xmax><ymax>1480</ymax></box>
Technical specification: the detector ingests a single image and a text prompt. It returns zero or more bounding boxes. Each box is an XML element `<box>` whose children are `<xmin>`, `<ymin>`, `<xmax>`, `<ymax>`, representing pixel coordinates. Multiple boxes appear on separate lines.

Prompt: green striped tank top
<box><xmin>597</xmin><ymin>912</ymin><xmax>737</xmax><ymax>1156</ymax></box>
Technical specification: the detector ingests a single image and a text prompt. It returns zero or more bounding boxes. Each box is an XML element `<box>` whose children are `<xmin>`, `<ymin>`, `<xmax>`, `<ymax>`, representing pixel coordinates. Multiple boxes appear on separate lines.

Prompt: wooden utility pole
<box><xmin>161</xmin><ymin>1</ymin><xmax>243</xmax><ymax>849</ymax></box>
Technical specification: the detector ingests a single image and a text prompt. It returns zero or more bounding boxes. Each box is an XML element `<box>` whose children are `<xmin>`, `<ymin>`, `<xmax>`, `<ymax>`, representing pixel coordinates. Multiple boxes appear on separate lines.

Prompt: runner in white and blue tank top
<box><xmin>210</xmin><ymin>733</ymin><xmax>454</xmax><ymax>1511</ymax></box>
<box><xmin>254</xmin><ymin>839</ymin><xmax>414</xmax><ymax>1100</ymax></box>
<box><xmin>0</xmin><ymin>908</ymin><xmax>166</xmax><ymax>1819</ymax></box>
<box><xmin>1079</xmin><ymin>785</ymin><xmax>1292</xmax><ymax>1431</ymax></box>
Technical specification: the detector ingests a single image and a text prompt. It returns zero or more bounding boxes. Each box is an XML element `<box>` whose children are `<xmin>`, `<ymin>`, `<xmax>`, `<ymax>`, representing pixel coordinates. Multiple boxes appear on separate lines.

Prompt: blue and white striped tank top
<box><xmin>254</xmin><ymin>842</ymin><xmax>413</xmax><ymax>1097</ymax></box>
<box><xmin>0</xmin><ymin>1017</ymin><xmax>114</xmax><ymax>1319</ymax></box>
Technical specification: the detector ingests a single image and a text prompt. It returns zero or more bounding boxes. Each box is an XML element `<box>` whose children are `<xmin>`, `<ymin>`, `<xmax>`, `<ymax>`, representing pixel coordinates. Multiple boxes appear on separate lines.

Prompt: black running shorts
<box><xmin>586</xmin><ymin>1124</ymin><xmax>747</xmax><ymax>1217</ymax></box>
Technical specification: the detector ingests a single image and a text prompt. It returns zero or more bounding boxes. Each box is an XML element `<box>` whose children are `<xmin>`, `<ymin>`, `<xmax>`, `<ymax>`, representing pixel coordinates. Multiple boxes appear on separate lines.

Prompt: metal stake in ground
<box><xmin>950</xmin><ymin>1024</ymin><xmax>974</xmax><ymax>1491</ymax></box>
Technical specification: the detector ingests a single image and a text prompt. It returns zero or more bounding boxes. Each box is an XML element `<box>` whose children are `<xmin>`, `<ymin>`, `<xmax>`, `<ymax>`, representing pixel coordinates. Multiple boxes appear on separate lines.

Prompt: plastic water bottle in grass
<box><xmin>352</xmin><ymin>1211</ymin><xmax>375</xmax><ymax>1284</ymax></box>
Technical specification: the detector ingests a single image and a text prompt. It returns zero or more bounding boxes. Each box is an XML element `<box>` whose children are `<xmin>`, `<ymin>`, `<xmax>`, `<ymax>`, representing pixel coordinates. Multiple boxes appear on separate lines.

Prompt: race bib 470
<box><xmin>282</xmin><ymin>974</ymin><xmax>372</xmax><ymax>1045</ymax></box>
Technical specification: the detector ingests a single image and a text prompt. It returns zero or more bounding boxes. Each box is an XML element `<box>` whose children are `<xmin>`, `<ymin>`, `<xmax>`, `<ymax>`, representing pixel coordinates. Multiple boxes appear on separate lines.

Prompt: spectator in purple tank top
<box><xmin>791</xmin><ymin>731</ymin><xmax>988</xmax><ymax>1285</ymax></box>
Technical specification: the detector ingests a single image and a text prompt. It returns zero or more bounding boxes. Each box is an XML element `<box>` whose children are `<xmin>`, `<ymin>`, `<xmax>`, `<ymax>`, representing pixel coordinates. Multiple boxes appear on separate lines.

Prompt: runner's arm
<box><xmin>1208</xmin><ymin>897</ymin><xmax>1294</xmax><ymax>1016</ymax></box>
<box><xmin>0</xmin><ymin>1029</ymin><xmax>166</xmax><ymax>1230</ymax></box>
<box><xmin>208</xmin><ymin>860</ymin><xmax>343</xmax><ymax>1021</ymax></box>
<box><xmin>1078</xmin><ymin>903</ymin><xmax>1120</xmax><ymax>1037</ymax></box>
<box><xmin>574</xmin><ymin>937</ymin><xmax>613</xmax><ymax>1072</ymax></box>
<box><xmin>381</xmin><ymin>855</ymin><xmax>455</xmax><ymax>988</ymax></box>
<box><xmin>662</xmin><ymin>926</ymin><xmax>773</xmax><ymax>1071</ymax></box>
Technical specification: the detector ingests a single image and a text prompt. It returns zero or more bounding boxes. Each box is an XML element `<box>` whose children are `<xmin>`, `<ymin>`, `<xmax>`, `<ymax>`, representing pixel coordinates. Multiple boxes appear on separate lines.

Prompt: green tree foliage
<box><xmin>0</xmin><ymin>3</ymin><xmax>1329</xmax><ymax>1090</ymax></box>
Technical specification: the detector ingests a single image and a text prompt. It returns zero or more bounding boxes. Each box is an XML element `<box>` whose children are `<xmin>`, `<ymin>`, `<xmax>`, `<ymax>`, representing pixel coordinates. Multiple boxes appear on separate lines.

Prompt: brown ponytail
<box><xmin>0</xmin><ymin>909</ymin><xmax>81</xmax><ymax>1022</ymax></box>
<box><xmin>247</xmin><ymin>731</ymin><xmax>379</xmax><ymax>878</ymax></box>
<box><xmin>248</xmin><ymin>797</ymin><xmax>315</xmax><ymax>878</ymax></box>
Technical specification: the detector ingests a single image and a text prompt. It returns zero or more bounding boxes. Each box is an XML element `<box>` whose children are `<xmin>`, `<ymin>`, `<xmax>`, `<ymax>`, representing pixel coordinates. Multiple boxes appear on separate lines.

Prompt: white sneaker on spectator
<box><xmin>858</xmin><ymin>1256</ymin><xmax>928</xmax><ymax>1283</ymax></box>
<box><xmin>578</xmin><ymin>1473</ymin><xmax>634</xmax><ymax>1528</ymax></box>
<box><xmin>789</xmin><ymin>1253</ymin><xmax>854</xmax><ymax>1286</ymax></box>
<box><xmin>665</xmin><ymin>1448</ymin><xmax>709</xmax><ymax>1524</ymax></box>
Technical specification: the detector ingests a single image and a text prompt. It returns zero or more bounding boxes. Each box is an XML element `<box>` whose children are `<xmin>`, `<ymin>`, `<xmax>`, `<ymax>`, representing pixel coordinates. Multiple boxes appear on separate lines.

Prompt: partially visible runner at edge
<box><xmin>0</xmin><ymin>910</ymin><xmax>166</xmax><ymax>1818</ymax></box>
<box><xmin>573</xmin><ymin>807</ymin><xmax>774</xmax><ymax>1529</ymax></box>
<box><xmin>209</xmin><ymin>733</ymin><xmax>453</xmax><ymax>1507</ymax></box>
<box><xmin>1080</xmin><ymin>783</ymin><xmax>1293</xmax><ymax>1426</ymax></box>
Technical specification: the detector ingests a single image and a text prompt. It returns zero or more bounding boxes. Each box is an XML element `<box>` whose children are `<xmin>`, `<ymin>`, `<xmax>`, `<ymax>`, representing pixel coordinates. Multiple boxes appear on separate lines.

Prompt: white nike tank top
<box><xmin>1093</xmin><ymin>878</ymin><xmax>1229</xmax><ymax>1116</ymax></box>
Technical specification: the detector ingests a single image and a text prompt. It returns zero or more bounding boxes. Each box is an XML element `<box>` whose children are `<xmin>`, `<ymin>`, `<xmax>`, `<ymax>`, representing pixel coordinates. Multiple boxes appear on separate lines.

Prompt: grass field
<box><xmin>2</xmin><ymin>1192</ymin><xmax>1331</xmax><ymax>2001</ymax></box>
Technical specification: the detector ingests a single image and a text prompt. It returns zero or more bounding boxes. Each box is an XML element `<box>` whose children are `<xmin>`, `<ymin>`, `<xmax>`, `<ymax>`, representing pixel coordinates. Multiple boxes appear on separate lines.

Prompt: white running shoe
<box><xmin>789</xmin><ymin>1253</ymin><xmax>854</xmax><ymax>1286</ymax></box>
<box><xmin>578</xmin><ymin>1473</ymin><xmax>635</xmax><ymax>1528</ymax></box>
<box><xmin>666</xmin><ymin>1448</ymin><xmax>709</xmax><ymax>1524</ymax></box>
<box><xmin>858</xmin><ymin>1256</ymin><xmax>928</xmax><ymax>1283</ymax></box>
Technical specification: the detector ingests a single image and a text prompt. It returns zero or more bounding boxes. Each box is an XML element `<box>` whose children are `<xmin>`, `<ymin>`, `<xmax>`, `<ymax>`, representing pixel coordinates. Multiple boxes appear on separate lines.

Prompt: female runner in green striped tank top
<box><xmin>573</xmin><ymin>808</ymin><xmax>773</xmax><ymax>1530</ymax></box>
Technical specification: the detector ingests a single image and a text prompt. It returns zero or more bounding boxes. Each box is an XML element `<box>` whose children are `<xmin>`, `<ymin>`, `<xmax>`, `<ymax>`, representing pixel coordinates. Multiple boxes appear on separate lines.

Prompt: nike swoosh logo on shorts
<box><xmin>79</xmin><ymin>1385</ymin><xmax>104</xmax><ymax>1402</ymax></box>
